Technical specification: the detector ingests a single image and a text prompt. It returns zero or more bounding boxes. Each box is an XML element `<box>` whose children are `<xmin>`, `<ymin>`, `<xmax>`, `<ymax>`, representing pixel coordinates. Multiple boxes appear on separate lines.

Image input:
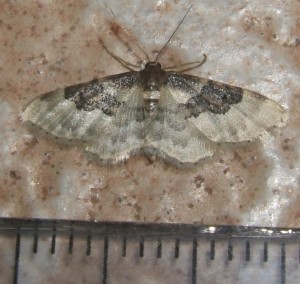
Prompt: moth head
<box><xmin>144</xmin><ymin>62</ymin><xmax>162</xmax><ymax>70</ymax></box>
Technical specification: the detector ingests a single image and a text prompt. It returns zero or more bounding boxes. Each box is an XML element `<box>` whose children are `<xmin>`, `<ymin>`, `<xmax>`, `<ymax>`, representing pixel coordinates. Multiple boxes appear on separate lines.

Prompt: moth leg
<box><xmin>100</xmin><ymin>39</ymin><xmax>140</xmax><ymax>71</ymax></box>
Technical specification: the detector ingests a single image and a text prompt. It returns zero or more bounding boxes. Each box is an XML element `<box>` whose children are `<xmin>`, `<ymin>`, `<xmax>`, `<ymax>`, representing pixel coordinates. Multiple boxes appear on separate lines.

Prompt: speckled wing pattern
<box><xmin>22</xmin><ymin>66</ymin><xmax>286</xmax><ymax>167</ymax></box>
<box><xmin>144</xmin><ymin>84</ymin><xmax>215</xmax><ymax>165</ymax></box>
<box><xmin>165</xmin><ymin>73</ymin><xmax>285</xmax><ymax>143</ymax></box>
<box><xmin>22</xmin><ymin>72</ymin><xmax>147</xmax><ymax>164</ymax></box>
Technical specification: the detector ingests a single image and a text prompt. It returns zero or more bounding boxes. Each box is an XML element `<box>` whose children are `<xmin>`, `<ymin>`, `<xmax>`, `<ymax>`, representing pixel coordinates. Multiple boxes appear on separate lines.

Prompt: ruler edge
<box><xmin>0</xmin><ymin>217</ymin><xmax>299</xmax><ymax>239</ymax></box>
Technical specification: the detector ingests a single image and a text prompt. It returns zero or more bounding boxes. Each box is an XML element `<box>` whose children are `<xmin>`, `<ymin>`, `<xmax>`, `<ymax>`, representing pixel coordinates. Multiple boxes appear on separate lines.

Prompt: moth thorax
<box><xmin>143</xmin><ymin>90</ymin><xmax>160</xmax><ymax>113</ymax></box>
<box><xmin>140</xmin><ymin>62</ymin><xmax>167</xmax><ymax>91</ymax></box>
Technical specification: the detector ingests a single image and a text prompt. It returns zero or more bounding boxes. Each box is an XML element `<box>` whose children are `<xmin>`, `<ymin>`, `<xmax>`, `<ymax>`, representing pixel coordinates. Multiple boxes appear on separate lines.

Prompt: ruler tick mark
<box><xmin>192</xmin><ymin>239</ymin><xmax>198</xmax><ymax>284</ymax></box>
<box><xmin>228</xmin><ymin>240</ymin><xmax>233</xmax><ymax>261</ymax></box>
<box><xmin>281</xmin><ymin>242</ymin><xmax>286</xmax><ymax>284</ymax></box>
<box><xmin>122</xmin><ymin>237</ymin><xmax>127</xmax><ymax>257</ymax></box>
<box><xmin>86</xmin><ymin>234</ymin><xmax>91</xmax><ymax>255</ymax></box>
<box><xmin>263</xmin><ymin>241</ymin><xmax>268</xmax><ymax>262</ymax></box>
<box><xmin>298</xmin><ymin>243</ymin><xmax>300</xmax><ymax>263</ymax></box>
<box><xmin>13</xmin><ymin>230</ymin><xmax>21</xmax><ymax>284</ymax></box>
<box><xmin>245</xmin><ymin>241</ymin><xmax>250</xmax><ymax>261</ymax></box>
<box><xmin>139</xmin><ymin>237</ymin><xmax>144</xmax><ymax>258</ymax></box>
<box><xmin>210</xmin><ymin>240</ymin><xmax>215</xmax><ymax>260</ymax></box>
<box><xmin>51</xmin><ymin>228</ymin><xmax>56</xmax><ymax>254</ymax></box>
<box><xmin>175</xmin><ymin>238</ymin><xmax>180</xmax><ymax>259</ymax></box>
<box><xmin>33</xmin><ymin>230</ymin><xmax>38</xmax><ymax>254</ymax></box>
<box><xmin>68</xmin><ymin>230</ymin><xmax>74</xmax><ymax>254</ymax></box>
<box><xmin>103</xmin><ymin>236</ymin><xmax>109</xmax><ymax>284</ymax></box>
<box><xmin>157</xmin><ymin>238</ymin><xmax>162</xmax><ymax>258</ymax></box>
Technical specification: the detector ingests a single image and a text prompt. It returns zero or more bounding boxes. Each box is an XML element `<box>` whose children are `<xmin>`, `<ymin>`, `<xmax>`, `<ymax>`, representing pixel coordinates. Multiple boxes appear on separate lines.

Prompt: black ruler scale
<box><xmin>0</xmin><ymin>218</ymin><xmax>299</xmax><ymax>284</ymax></box>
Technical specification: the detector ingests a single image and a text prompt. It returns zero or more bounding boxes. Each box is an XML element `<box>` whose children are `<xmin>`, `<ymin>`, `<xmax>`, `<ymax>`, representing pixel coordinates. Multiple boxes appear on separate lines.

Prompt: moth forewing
<box><xmin>188</xmin><ymin>87</ymin><xmax>286</xmax><ymax>143</ymax></box>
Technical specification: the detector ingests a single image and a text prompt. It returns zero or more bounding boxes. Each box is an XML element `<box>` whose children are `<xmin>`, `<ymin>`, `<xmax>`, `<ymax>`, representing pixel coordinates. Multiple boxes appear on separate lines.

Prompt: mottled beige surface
<box><xmin>0</xmin><ymin>0</ymin><xmax>299</xmax><ymax>227</ymax></box>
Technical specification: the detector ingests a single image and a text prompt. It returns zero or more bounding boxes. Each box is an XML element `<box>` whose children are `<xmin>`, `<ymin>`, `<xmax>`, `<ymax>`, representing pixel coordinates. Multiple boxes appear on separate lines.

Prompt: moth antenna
<box><xmin>109</xmin><ymin>8</ymin><xmax>150</xmax><ymax>62</ymax></box>
<box><xmin>109</xmin><ymin>8</ymin><xmax>116</xmax><ymax>17</ymax></box>
<box><xmin>155</xmin><ymin>5</ymin><xmax>193</xmax><ymax>62</ymax></box>
<box><xmin>135</xmin><ymin>43</ymin><xmax>150</xmax><ymax>62</ymax></box>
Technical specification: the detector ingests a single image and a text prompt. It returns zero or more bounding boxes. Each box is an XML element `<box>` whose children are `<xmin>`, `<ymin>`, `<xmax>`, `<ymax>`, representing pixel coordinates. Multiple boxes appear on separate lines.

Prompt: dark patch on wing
<box><xmin>185</xmin><ymin>80</ymin><xmax>243</xmax><ymax>117</ymax></box>
<box><xmin>166</xmin><ymin>73</ymin><xmax>243</xmax><ymax>117</ymax></box>
<box><xmin>202</xmin><ymin>80</ymin><xmax>243</xmax><ymax>104</ymax></box>
<box><xmin>63</xmin><ymin>73</ymin><xmax>138</xmax><ymax>115</ymax></box>
<box><xmin>192</xmin><ymin>80</ymin><xmax>243</xmax><ymax>115</ymax></box>
<box><xmin>64</xmin><ymin>79</ymin><xmax>105</xmax><ymax>111</ymax></box>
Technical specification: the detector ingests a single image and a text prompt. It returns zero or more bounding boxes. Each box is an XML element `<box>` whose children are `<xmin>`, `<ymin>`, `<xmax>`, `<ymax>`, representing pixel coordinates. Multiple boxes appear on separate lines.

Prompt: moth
<box><xmin>22</xmin><ymin>7</ymin><xmax>286</xmax><ymax>167</ymax></box>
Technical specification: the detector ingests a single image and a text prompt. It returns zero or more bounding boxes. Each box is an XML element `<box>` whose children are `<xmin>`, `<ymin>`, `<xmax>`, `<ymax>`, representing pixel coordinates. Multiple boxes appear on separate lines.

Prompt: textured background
<box><xmin>0</xmin><ymin>0</ymin><xmax>299</xmax><ymax>227</ymax></box>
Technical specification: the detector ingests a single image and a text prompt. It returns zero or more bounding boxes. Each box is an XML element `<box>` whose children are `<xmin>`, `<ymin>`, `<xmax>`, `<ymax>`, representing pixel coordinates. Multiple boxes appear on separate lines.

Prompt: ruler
<box><xmin>0</xmin><ymin>218</ymin><xmax>299</xmax><ymax>284</ymax></box>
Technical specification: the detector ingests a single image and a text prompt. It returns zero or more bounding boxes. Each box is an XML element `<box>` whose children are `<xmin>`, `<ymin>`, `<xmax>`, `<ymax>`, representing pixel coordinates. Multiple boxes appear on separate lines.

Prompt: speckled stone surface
<box><xmin>0</xmin><ymin>0</ymin><xmax>299</xmax><ymax>227</ymax></box>
<box><xmin>1</xmin><ymin>1</ymin><xmax>300</xmax><ymax>283</ymax></box>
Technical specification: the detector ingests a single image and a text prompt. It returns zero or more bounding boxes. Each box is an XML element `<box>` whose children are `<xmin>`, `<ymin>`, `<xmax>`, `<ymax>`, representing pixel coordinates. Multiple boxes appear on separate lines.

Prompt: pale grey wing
<box><xmin>144</xmin><ymin>85</ymin><xmax>215</xmax><ymax>166</ymax></box>
<box><xmin>167</xmin><ymin>73</ymin><xmax>286</xmax><ymax>142</ymax></box>
<box><xmin>22</xmin><ymin>72</ymin><xmax>139</xmax><ymax>141</ymax></box>
<box><xmin>84</xmin><ymin>84</ymin><xmax>147</xmax><ymax>164</ymax></box>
